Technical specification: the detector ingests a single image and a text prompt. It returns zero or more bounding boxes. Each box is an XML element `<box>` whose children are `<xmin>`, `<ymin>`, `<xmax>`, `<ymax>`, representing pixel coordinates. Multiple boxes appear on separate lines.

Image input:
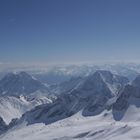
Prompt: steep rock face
<box><xmin>0</xmin><ymin>72</ymin><xmax>50</xmax><ymax>96</ymax></box>
<box><xmin>113</xmin><ymin>85</ymin><xmax>136</xmax><ymax>109</ymax></box>
<box><xmin>76</xmin><ymin>71</ymin><xmax>112</xmax><ymax>96</ymax></box>
<box><xmin>0</xmin><ymin>117</ymin><xmax>7</xmax><ymax>134</ymax></box>
<box><xmin>70</xmin><ymin>70</ymin><xmax>129</xmax><ymax>116</ymax></box>
<box><xmin>113</xmin><ymin>75</ymin><xmax>140</xmax><ymax>121</ymax></box>
<box><xmin>19</xmin><ymin>71</ymin><xmax>129</xmax><ymax>125</ymax></box>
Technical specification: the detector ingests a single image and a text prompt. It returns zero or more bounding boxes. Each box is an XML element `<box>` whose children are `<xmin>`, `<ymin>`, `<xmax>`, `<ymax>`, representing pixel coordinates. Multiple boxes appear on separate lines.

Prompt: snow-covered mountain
<box><xmin>0</xmin><ymin>72</ymin><xmax>51</xmax><ymax>96</ymax></box>
<box><xmin>0</xmin><ymin>72</ymin><xmax>54</xmax><ymax>125</ymax></box>
<box><xmin>2</xmin><ymin>69</ymin><xmax>140</xmax><ymax>140</ymax></box>
<box><xmin>32</xmin><ymin>63</ymin><xmax>140</xmax><ymax>84</ymax></box>
<box><xmin>1</xmin><ymin>63</ymin><xmax>139</xmax><ymax>85</ymax></box>
<box><xmin>0</xmin><ymin>95</ymin><xmax>52</xmax><ymax>124</ymax></box>
<box><xmin>50</xmin><ymin>70</ymin><xmax>129</xmax><ymax>95</ymax></box>
<box><xmin>14</xmin><ymin>70</ymin><xmax>129</xmax><ymax>126</ymax></box>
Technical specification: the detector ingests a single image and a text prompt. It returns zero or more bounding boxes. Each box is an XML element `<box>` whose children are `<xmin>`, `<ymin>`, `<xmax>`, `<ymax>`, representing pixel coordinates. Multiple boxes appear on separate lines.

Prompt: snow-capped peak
<box><xmin>0</xmin><ymin>71</ymin><xmax>50</xmax><ymax>96</ymax></box>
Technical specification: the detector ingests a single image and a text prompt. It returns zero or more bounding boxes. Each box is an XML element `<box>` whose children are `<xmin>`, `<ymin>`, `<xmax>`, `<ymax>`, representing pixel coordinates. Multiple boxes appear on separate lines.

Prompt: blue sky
<box><xmin>0</xmin><ymin>0</ymin><xmax>140</xmax><ymax>65</ymax></box>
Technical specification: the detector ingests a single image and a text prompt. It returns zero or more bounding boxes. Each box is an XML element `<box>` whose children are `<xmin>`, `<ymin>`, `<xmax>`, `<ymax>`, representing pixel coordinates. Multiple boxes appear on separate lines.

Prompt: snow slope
<box><xmin>0</xmin><ymin>96</ymin><xmax>52</xmax><ymax>124</ymax></box>
<box><xmin>0</xmin><ymin>111</ymin><xmax>140</xmax><ymax>140</ymax></box>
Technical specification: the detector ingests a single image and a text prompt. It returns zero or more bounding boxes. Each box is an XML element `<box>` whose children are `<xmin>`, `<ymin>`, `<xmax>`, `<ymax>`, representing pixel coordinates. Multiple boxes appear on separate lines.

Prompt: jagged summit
<box><xmin>94</xmin><ymin>70</ymin><xmax>129</xmax><ymax>84</ymax></box>
<box><xmin>0</xmin><ymin>71</ymin><xmax>50</xmax><ymax>96</ymax></box>
<box><xmin>70</xmin><ymin>70</ymin><xmax>129</xmax><ymax>97</ymax></box>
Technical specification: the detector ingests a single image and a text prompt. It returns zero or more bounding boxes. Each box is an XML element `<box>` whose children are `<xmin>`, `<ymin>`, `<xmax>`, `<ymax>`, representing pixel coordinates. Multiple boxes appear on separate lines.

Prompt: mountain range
<box><xmin>1</xmin><ymin>68</ymin><xmax>140</xmax><ymax>140</ymax></box>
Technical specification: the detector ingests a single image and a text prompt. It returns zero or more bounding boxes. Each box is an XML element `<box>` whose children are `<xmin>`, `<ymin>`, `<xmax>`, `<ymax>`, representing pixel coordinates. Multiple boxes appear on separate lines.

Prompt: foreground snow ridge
<box><xmin>1</xmin><ymin>112</ymin><xmax>140</xmax><ymax>140</ymax></box>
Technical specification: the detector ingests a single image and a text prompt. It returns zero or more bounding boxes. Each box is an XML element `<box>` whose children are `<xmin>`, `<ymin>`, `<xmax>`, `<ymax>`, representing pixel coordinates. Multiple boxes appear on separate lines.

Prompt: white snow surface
<box><xmin>1</xmin><ymin>109</ymin><xmax>140</xmax><ymax>140</ymax></box>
